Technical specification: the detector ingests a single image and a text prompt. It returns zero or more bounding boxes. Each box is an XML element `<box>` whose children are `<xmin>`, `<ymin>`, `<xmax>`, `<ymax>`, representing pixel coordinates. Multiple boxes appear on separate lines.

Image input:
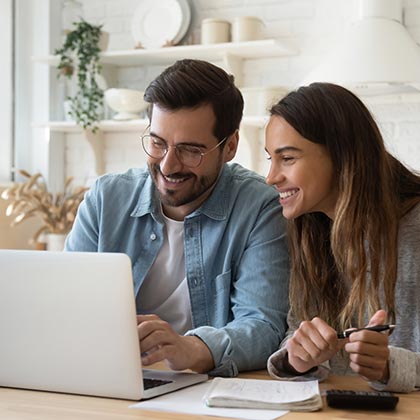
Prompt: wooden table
<box><xmin>1</xmin><ymin>371</ymin><xmax>419</xmax><ymax>420</ymax></box>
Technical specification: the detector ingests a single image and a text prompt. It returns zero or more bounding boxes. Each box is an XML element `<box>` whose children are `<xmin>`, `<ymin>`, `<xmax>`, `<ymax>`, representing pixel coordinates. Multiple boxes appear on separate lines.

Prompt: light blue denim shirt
<box><xmin>65</xmin><ymin>163</ymin><xmax>289</xmax><ymax>377</ymax></box>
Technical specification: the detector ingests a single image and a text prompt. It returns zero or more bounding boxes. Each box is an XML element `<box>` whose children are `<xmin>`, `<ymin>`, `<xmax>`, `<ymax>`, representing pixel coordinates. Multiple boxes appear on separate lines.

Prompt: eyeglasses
<box><xmin>141</xmin><ymin>133</ymin><xmax>227</xmax><ymax>168</ymax></box>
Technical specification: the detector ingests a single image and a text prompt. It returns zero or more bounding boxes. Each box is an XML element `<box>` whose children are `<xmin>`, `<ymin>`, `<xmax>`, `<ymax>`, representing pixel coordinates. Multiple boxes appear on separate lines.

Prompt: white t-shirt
<box><xmin>136</xmin><ymin>213</ymin><xmax>192</xmax><ymax>334</ymax></box>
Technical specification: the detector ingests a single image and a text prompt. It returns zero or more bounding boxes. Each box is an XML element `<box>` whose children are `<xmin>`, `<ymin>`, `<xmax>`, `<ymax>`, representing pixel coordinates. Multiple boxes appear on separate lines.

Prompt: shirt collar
<box><xmin>187</xmin><ymin>164</ymin><xmax>230</xmax><ymax>221</ymax></box>
<box><xmin>130</xmin><ymin>175</ymin><xmax>162</xmax><ymax>220</ymax></box>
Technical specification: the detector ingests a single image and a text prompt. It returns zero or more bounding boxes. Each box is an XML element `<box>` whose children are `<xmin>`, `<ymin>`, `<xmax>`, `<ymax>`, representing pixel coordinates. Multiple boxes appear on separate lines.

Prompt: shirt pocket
<box><xmin>212</xmin><ymin>269</ymin><xmax>232</xmax><ymax>325</ymax></box>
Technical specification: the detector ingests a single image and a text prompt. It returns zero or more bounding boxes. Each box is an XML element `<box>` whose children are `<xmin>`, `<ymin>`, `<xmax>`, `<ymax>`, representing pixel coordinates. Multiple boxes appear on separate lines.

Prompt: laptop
<box><xmin>0</xmin><ymin>249</ymin><xmax>208</xmax><ymax>400</ymax></box>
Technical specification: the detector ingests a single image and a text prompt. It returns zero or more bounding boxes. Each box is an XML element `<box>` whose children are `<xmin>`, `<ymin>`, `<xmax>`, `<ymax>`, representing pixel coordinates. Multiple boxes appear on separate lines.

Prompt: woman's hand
<box><xmin>285</xmin><ymin>317</ymin><xmax>345</xmax><ymax>374</ymax></box>
<box><xmin>345</xmin><ymin>309</ymin><xmax>390</xmax><ymax>382</ymax></box>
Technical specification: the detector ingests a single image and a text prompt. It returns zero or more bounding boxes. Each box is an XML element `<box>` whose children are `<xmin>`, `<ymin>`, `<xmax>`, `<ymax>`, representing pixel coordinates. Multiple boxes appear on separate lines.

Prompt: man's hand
<box><xmin>136</xmin><ymin>314</ymin><xmax>214</xmax><ymax>373</ymax></box>
<box><xmin>286</xmin><ymin>317</ymin><xmax>345</xmax><ymax>374</ymax></box>
<box><xmin>345</xmin><ymin>309</ymin><xmax>390</xmax><ymax>382</ymax></box>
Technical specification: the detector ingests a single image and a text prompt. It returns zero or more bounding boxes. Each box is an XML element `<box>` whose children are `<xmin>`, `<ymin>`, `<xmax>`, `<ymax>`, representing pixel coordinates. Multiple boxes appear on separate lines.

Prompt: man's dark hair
<box><xmin>144</xmin><ymin>59</ymin><xmax>244</xmax><ymax>142</ymax></box>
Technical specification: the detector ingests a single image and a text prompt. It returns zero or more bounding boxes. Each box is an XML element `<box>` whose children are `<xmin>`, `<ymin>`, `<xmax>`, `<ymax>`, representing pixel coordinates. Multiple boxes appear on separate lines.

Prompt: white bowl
<box><xmin>104</xmin><ymin>88</ymin><xmax>148</xmax><ymax>120</ymax></box>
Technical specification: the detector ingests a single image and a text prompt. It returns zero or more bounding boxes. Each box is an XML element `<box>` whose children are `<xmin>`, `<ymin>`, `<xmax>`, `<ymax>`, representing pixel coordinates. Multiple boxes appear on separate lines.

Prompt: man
<box><xmin>65</xmin><ymin>59</ymin><xmax>289</xmax><ymax>377</ymax></box>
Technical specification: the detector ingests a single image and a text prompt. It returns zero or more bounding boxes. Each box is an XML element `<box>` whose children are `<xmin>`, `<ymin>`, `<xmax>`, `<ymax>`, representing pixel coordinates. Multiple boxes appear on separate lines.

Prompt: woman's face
<box><xmin>265</xmin><ymin>115</ymin><xmax>338</xmax><ymax>220</ymax></box>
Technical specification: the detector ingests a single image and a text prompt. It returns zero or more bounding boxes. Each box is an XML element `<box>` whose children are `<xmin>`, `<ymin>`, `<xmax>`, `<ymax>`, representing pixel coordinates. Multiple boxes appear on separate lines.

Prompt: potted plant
<box><xmin>55</xmin><ymin>19</ymin><xmax>106</xmax><ymax>132</ymax></box>
<box><xmin>1</xmin><ymin>170</ymin><xmax>89</xmax><ymax>249</ymax></box>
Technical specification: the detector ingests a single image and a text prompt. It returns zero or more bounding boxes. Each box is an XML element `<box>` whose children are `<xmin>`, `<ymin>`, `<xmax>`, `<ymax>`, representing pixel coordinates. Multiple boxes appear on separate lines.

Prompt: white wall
<box><xmin>0</xmin><ymin>0</ymin><xmax>13</xmax><ymax>184</ymax></box>
<box><xmin>58</xmin><ymin>0</ymin><xmax>420</xmax><ymax>183</ymax></box>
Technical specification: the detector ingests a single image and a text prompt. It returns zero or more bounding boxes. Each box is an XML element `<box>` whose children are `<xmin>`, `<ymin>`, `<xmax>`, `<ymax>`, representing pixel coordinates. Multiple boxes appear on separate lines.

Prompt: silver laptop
<box><xmin>0</xmin><ymin>250</ymin><xmax>208</xmax><ymax>400</ymax></box>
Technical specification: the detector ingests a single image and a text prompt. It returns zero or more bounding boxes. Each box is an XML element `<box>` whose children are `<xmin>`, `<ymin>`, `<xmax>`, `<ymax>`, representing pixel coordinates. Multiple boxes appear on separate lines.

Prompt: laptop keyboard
<box><xmin>143</xmin><ymin>377</ymin><xmax>173</xmax><ymax>390</ymax></box>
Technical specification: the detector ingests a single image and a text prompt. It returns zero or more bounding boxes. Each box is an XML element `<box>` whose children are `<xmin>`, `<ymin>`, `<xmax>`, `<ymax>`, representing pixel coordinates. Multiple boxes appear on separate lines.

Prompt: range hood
<box><xmin>301</xmin><ymin>0</ymin><xmax>420</xmax><ymax>96</ymax></box>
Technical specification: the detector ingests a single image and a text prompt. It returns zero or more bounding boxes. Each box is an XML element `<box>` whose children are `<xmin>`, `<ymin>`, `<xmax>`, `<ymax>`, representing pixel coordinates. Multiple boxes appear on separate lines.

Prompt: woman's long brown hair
<box><xmin>271</xmin><ymin>83</ymin><xmax>420</xmax><ymax>330</ymax></box>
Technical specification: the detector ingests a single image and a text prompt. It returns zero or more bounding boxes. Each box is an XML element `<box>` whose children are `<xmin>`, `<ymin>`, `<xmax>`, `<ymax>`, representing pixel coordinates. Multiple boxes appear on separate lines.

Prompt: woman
<box><xmin>265</xmin><ymin>82</ymin><xmax>420</xmax><ymax>392</ymax></box>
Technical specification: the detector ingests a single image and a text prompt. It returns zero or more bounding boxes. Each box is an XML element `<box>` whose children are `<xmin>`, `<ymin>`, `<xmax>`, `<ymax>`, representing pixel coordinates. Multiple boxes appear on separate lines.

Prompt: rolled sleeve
<box><xmin>268</xmin><ymin>347</ymin><xmax>330</xmax><ymax>382</ymax></box>
<box><xmin>186</xmin><ymin>326</ymin><xmax>238</xmax><ymax>377</ymax></box>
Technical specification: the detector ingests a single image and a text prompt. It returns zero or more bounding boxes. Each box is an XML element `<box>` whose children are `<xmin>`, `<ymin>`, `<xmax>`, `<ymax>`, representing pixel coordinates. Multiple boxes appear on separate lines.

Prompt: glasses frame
<box><xmin>141</xmin><ymin>132</ymin><xmax>228</xmax><ymax>168</ymax></box>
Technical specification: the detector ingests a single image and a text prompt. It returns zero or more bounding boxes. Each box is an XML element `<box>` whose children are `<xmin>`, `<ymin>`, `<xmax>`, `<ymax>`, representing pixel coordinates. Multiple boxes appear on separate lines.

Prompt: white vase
<box><xmin>46</xmin><ymin>233</ymin><xmax>67</xmax><ymax>251</ymax></box>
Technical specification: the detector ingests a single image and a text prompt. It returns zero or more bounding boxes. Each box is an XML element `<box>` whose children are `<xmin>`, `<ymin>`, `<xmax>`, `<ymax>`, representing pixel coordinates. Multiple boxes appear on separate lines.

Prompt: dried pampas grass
<box><xmin>1</xmin><ymin>170</ymin><xmax>89</xmax><ymax>243</ymax></box>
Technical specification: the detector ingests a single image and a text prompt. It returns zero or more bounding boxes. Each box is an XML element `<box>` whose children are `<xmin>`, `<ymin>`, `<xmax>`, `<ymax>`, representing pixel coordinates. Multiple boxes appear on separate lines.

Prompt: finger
<box><xmin>310</xmin><ymin>317</ymin><xmax>339</xmax><ymax>350</ymax></box>
<box><xmin>286</xmin><ymin>338</ymin><xmax>313</xmax><ymax>363</ymax></box>
<box><xmin>366</xmin><ymin>309</ymin><xmax>387</xmax><ymax>327</ymax></box>
<box><xmin>296</xmin><ymin>318</ymin><xmax>338</xmax><ymax>354</ymax></box>
<box><xmin>141</xmin><ymin>344</ymin><xmax>159</xmax><ymax>358</ymax></box>
<box><xmin>345</xmin><ymin>341</ymin><xmax>389</xmax><ymax>361</ymax></box>
<box><xmin>136</xmin><ymin>313</ymin><xmax>160</xmax><ymax>324</ymax></box>
<box><xmin>137</xmin><ymin>318</ymin><xmax>171</xmax><ymax>340</ymax></box>
<box><xmin>140</xmin><ymin>328</ymin><xmax>175</xmax><ymax>353</ymax></box>
<box><xmin>349</xmin><ymin>361</ymin><xmax>385</xmax><ymax>381</ymax></box>
<box><xmin>292</xmin><ymin>326</ymin><xmax>328</xmax><ymax>360</ymax></box>
<box><xmin>141</xmin><ymin>345</ymin><xmax>165</xmax><ymax>366</ymax></box>
<box><xmin>295</xmin><ymin>335</ymin><xmax>332</xmax><ymax>364</ymax></box>
<box><xmin>297</xmin><ymin>319</ymin><xmax>334</xmax><ymax>348</ymax></box>
<box><xmin>348</xmin><ymin>352</ymin><xmax>388</xmax><ymax>370</ymax></box>
<box><xmin>348</xmin><ymin>330</ymin><xmax>389</xmax><ymax>346</ymax></box>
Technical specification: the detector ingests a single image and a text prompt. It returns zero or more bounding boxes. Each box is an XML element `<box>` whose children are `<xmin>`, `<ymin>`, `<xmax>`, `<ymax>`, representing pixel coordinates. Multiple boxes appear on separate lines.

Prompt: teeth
<box><xmin>279</xmin><ymin>189</ymin><xmax>298</xmax><ymax>199</ymax></box>
<box><xmin>164</xmin><ymin>175</ymin><xmax>187</xmax><ymax>183</ymax></box>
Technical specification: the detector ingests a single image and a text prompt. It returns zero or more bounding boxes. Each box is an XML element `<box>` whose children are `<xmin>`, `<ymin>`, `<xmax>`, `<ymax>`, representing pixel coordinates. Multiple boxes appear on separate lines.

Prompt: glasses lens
<box><xmin>176</xmin><ymin>146</ymin><xmax>202</xmax><ymax>168</ymax></box>
<box><xmin>141</xmin><ymin>134</ymin><xmax>208</xmax><ymax>168</ymax></box>
<box><xmin>142</xmin><ymin>135</ymin><xmax>166</xmax><ymax>158</ymax></box>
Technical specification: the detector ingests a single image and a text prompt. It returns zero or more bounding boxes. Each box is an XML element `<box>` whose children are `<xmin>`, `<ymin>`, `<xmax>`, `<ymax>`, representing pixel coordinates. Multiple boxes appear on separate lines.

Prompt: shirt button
<box><xmin>150</xmin><ymin>233</ymin><xmax>156</xmax><ymax>240</ymax></box>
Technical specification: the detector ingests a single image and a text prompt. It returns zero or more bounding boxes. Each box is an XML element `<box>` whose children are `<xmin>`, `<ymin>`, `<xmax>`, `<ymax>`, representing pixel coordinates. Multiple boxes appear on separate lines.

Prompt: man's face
<box><xmin>146</xmin><ymin>104</ymin><xmax>235</xmax><ymax>221</ymax></box>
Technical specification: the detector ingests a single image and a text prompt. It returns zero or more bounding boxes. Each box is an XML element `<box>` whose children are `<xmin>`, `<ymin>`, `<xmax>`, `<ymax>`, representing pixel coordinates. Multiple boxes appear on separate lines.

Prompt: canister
<box><xmin>201</xmin><ymin>18</ymin><xmax>231</xmax><ymax>44</ymax></box>
<box><xmin>232</xmin><ymin>16</ymin><xmax>263</xmax><ymax>42</ymax></box>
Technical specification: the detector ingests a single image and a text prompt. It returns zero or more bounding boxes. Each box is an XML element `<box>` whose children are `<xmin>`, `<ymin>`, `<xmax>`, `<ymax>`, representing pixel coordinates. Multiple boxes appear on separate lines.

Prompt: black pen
<box><xmin>337</xmin><ymin>324</ymin><xmax>396</xmax><ymax>339</ymax></box>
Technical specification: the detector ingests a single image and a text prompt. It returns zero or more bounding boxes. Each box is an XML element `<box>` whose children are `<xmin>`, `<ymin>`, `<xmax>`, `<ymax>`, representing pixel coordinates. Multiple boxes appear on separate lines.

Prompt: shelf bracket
<box><xmin>238</xmin><ymin>125</ymin><xmax>265</xmax><ymax>173</ymax></box>
<box><xmin>83</xmin><ymin>129</ymin><xmax>105</xmax><ymax>176</ymax></box>
<box><xmin>222</xmin><ymin>53</ymin><xmax>244</xmax><ymax>87</ymax></box>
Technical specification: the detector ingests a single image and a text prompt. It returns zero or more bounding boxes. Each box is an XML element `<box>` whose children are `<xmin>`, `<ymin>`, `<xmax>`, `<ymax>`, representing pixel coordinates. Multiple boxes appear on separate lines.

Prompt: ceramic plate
<box><xmin>131</xmin><ymin>0</ymin><xmax>191</xmax><ymax>49</ymax></box>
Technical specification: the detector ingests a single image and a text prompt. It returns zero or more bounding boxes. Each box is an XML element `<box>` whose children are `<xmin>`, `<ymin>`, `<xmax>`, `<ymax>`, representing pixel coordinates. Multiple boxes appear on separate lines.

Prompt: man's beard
<box><xmin>149</xmin><ymin>162</ymin><xmax>222</xmax><ymax>208</ymax></box>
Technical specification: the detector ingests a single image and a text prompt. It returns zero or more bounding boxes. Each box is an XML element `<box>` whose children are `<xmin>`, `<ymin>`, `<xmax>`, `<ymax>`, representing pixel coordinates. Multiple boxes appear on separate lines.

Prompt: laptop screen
<box><xmin>0</xmin><ymin>250</ymin><xmax>144</xmax><ymax>399</ymax></box>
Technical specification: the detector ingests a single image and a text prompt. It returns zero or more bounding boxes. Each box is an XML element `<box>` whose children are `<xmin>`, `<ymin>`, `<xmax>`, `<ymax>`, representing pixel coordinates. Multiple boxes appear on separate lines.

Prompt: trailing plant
<box><xmin>1</xmin><ymin>170</ymin><xmax>89</xmax><ymax>244</ymax></box>
<box><xmin>55</xmin><ymin>19</ymin><xmax>104</xmax><ymax>132</ymax></box>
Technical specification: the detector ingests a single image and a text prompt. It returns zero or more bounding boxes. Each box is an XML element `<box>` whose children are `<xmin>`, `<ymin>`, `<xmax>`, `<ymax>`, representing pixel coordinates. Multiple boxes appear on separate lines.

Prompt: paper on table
<box><xmin>204</xmin><ymin>378</ymin><xmax>322</xmax><ymax>411</ymax></box>
<box><xmin>130</xmin><ymin>380</ymin><xmax>289</xmax><ymax>420</ymax></box>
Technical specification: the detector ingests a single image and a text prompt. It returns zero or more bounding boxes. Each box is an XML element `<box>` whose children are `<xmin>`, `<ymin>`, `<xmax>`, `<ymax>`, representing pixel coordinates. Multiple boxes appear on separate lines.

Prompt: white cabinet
<box><xmin>33</xmin><ymin>38</ymin><xmax>297</xmax><ymax>184</ymax></box>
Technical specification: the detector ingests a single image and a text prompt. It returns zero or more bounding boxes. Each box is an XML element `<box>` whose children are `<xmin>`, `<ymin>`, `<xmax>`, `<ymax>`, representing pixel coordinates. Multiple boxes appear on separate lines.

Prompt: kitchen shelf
<box><xmin>35</xmin><ymin>115</ymin><xmax>269</xmax><ymax>133</ymax></box>
<box><xmin>33</xmin><ymin>38</ymin><xmax>297</xmax><ymax>67</ymax></box>
<box><xmin>34</xmin><ymin>39</ymin><xmax>293</xmax><ymax>181</ymax></box>
<box><xmin>36</xmin><ymin>115</ymin><xmax>269</xmax><ymax>176</ymax></box>
<box><xmin>36</xmin><ymin>119</ymin><xmax>149</xmax><ymax>133</ymax></box>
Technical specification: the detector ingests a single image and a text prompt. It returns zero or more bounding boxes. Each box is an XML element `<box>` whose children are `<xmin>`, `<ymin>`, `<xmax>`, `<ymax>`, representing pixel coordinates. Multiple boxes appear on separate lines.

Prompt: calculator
<box><xmin>326</xmin><ymin>389</ymin><xmax>399</xmax><ymax>410</ymax></box>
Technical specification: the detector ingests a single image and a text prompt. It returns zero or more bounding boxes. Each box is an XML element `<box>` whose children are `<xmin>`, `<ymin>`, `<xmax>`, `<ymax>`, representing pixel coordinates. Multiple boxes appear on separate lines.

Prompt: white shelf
<box><xmin>35</xmin><ymin>115</ymin><xmax>269</xmax><ymax>133</ymax></box>
<box><xmin>36</xmin><ymin>119</ymin><xmax>149</xmax><ymax>133</ymax></box>
<box><xmin>37</xmin><ymin>116</ymin><xmax>269</xmax><ymax>177</ymax></box>
<box><xmin>33</xmin><ymin>39</ymin><xmax>297</xmax><ymax>67</ymax></box>
<box><xmin>34</xmin><ymin>39</ymin><xmax>292</xmax><ymax>179</ymax></box>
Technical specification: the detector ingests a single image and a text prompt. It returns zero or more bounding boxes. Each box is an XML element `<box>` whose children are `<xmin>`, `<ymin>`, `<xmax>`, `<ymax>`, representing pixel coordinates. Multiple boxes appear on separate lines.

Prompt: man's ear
<box><xmin>223</xmin><ymin>130</ymin><xmax>239</xmax><ymax>163</ymax></box>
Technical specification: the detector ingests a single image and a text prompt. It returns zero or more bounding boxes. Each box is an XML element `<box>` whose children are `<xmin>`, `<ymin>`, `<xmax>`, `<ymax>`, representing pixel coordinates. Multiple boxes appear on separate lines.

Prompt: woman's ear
<box><xmin>223</xmin><ymin>130</ymin><xmax>239</xmax><ymax>163</ymax></box>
